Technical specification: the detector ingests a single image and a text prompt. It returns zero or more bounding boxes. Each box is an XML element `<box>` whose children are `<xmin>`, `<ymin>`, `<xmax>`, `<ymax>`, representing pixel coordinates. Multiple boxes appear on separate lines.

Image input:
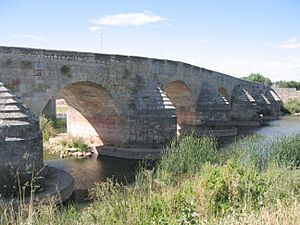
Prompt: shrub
<box><xmin>40</xmin><ymin>115</ymin><xmax>56</xmax><ymax>142</ymax></box>
<box><xmin>39</xmin><ymin>115</ymin><xmax>66</xmax><ymax>142</ymax></box>
<box><xmin>60</xmin><ymin>65</ymin><xmax>70</xmax><ymax>76</ymax></box>
<box><xmin>199</xmin><ymin>161</ymin><xmax>267</xmax><ymax>216</ymax></box>
<box><xmin>283</xmin><ymin>99</ymin><xmax>300</xmax><ymax>114</ymax></box>
<box><xmin>60</xmin><ymin>137</ymin><xmax>89</xmax><ymax>152</ymax></box>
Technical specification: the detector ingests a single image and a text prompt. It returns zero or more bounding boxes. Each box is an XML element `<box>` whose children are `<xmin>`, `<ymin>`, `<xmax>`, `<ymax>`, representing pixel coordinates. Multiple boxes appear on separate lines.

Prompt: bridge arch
<box><xmin>163</xmin><ymin>80</ymin><xmax>196</xmax><ymax>133</ymax></box>
<box><xmin>218</xmin><ymin>87</ymin><xmax>230</xmax><ymax>103</ymax></box>
<box><xmin>55</xmin><ymin>81</ymin><xmax>129</xmax><ymax>147</ymax></box>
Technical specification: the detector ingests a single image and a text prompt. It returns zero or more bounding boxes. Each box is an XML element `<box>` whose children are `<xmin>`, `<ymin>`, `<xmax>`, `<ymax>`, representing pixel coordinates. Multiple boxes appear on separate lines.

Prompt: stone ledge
<box><xmin>230</xmin><ymin>120</ymin><xmax>261</xmax><ymax>127</ymax></box>
<box><xmin>194</xmin><ymin>127</ymin><xmax>238</xmax><ymax>137</ymax></box>
<box><xmin>0</xmin><ymin>166</ymin><xmax>74</xmax><ymax>207</ymax></box>
<box><xmin>97</xmin><ymin>146</ymin><xmax>162</xmax><ymax>159</ymax></box>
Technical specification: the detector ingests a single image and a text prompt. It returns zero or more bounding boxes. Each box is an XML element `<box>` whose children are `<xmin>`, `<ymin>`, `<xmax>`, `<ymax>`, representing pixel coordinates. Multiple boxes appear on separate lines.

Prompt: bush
<box><xmin>199</xmin><ymin>161</ymin><xmax>267</xmax><ymax>216</ymax></box>
<box><xmin>283</xmin><ymin>99</ymin><xmax>300</xmax><ymax>114</ymax></box>
<box><xmin>60</xmin><ymin>137</ymin><xmax>89</xmax><ymax>152</ymax></box>
<box><xmin>39</xmin><ymin>115</ymin><xmax>66</xmax><ymax>142</ymax></box>
<box><xmin>40</xmin><ymin>115</ymin><xmax>56</xmax><ymax>142</ymax></box>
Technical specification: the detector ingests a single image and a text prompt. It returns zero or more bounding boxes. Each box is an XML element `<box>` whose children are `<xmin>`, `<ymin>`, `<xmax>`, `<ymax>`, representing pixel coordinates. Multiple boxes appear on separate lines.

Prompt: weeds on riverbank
<box><xmin>283</xmin><ymin>99</ymin><xmax>300</xmax><ymax>114</ymax></box>
<box><xmin>39</xmin><ymin>115</ymin><xmax>66</xmax><ymax>141</ymax></box>
<box><xmin>155</xmin><ymin>135</ymin><xmax>217</xmax><ymax>182</ymax></box>
<box><xmin>1</xmin><ymin>134</ymin><xmax>300</xmax><ymax>224</ymax></box>
<box><xmin>60</xmin><ymin>137</ymin><xmax>89</xmax><ymax>153</ymax></box>
<box><xmin>83</xmin><ymin>134</ymin><xmax>300</xmax><ymax>224</ymax></box>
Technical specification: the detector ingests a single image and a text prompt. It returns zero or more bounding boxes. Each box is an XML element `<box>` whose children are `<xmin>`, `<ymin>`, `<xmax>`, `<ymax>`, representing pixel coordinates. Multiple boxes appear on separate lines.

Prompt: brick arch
<box><xmin>56</xmin><ymin>81</ymin><xmax>129</xmax><ymax>147</ymax></box>
<box><xmin>164</xmin><ymin>80</ymin><xmax>196</xmax><ymax>130</ymax></box>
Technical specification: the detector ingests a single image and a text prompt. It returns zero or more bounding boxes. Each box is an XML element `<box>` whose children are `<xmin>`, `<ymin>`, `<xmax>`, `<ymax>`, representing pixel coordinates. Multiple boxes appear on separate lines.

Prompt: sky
<box><xmin>1</xmin><ymin>0</ymin><xmax>300</xmax><ymax>81</ymax></box>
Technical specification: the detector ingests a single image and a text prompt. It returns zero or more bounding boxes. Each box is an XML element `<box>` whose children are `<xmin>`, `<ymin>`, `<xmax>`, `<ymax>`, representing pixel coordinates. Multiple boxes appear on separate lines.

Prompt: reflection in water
<box><xmin>45</xmin><ymin>116</ymin><xmax>300</xmax><ymax>204</ymax></box>
<box><xmin>45</xmin><ymin>155</ymin><xmax>141</xmax><ymax>203</ymax></box>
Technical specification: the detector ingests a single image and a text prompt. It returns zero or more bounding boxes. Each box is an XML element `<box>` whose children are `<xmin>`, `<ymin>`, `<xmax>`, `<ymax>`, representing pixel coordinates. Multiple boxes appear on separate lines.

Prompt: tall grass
<box><xmin>0</xmin><ymin>200</ymin><xmax>81</xmax><ymax>225</ymax></box>
<box><xmin>39</xmin><ymin>115</ymin><xmax>66</xmax><ymax>141</ymax></box>
<box><xmin>270</xmin><ymin>134</ymin><xmax>300</xmax><ymax>167</ymax></box>
<box><xmin>154</xmin><ymin>135</ymin><xmax>217</xmax><ymax>182</ymax></box>
<box><xmin>283</xmin><ymin>99</ymin><xmax>300</xmax><ymax>114</ymax></box>
<box><xmin>0</xmin><ymin>134</ymin><xmax>299</xmax><ymax>224</ymax></box>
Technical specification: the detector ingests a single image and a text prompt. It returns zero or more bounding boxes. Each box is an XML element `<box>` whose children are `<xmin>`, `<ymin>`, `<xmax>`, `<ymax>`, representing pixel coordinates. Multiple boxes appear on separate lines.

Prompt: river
<box><xmin>44</xmin><ymin>116</ymin><xmax>300</xmax><ymax>204</ymax></box>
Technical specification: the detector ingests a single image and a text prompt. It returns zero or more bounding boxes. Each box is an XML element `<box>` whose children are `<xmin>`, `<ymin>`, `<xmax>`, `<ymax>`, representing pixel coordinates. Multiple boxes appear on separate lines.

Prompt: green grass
<box><xmin>154</xmin><ymin>135</ymin><xmax>217</xmax><ymax>183</ymax></box>
<box><xmin>60</xmin><ymin>137</ymin><xmax>89</xmax><ymax>153</ymax></box>
<box><xmin>283</xmin><ymin>99</ymin><xmax>300</xmax><ymax>114</ymax></box>
<box><xmin>39</xmin><ymin>115</ymin><xmax>67</xmax><ymax>142</ymax></box>
<box><xmin>1</xmin><ymin>134</ymin><xmax>300</xmax><ymax>224</ymax></box>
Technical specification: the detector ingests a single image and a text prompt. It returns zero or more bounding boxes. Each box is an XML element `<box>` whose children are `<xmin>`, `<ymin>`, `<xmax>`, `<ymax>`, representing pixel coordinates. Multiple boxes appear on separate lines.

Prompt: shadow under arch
<box><xmin>57</xmin><ymin>81</ymin><xmax>129</xmax><ymax>147</ymax></box>
<box><xmin>164</xmin><ymin>80</ymin><xmax>196</xmax><ymax>134</ymax></box>
<box><xmin>218</xmin><ymin>87</ymin><xmax>230</xmax><ymax>103</ymax></box>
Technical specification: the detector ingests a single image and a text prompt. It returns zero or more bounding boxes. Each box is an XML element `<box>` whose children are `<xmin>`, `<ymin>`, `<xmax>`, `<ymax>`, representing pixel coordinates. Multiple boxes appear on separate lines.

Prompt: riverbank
<box><xmin>1</xmin><ymin>132</ymin><xmax>300</xmax><ymax>224</ymax></box>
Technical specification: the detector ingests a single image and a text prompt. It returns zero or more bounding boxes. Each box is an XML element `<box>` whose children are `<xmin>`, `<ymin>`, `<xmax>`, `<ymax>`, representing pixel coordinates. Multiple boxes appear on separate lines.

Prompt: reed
<box><xmin>0</xmin><ymin>134</ymin><xmax>299</xmax><ymax>224</ymax></box>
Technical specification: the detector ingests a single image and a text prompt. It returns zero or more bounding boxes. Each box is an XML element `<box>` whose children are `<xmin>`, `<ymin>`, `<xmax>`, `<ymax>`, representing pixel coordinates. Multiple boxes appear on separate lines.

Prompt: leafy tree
<box><xmin>273</xmin><ymin>80</ymin><xmax>300</xmax><ymax>90</ymax></box>
<box><xmin>242</xmin><ymin>73</ymin><xmax>272</xmax><ymax>86</ymax></box>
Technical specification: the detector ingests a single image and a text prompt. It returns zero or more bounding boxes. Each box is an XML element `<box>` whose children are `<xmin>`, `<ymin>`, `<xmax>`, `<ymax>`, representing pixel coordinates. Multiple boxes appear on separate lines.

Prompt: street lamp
<box><xmin>99</xmin><ymin>32</ymin><xmax>103</xmax><ymax>53</ymax></box>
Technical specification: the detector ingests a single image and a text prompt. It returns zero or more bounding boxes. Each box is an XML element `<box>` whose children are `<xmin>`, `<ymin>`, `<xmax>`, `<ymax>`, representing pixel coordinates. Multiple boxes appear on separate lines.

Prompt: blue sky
<box><xmin>1</xmin><ymin>0</ymin><xmax>300</xmax><ymax>81</ymax></box>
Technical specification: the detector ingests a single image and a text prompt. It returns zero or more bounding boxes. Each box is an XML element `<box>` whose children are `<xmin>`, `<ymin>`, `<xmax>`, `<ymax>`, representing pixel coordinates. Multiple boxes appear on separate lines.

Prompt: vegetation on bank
<box><xmin>39</xmin><ymin>115</ymin><xmax>66</xmax><ymax>142</ymax></box>
<box><xmin>1</xmin><ymin>134</ymin><xmax>300</xmax><ymax>224</ymax></box>
<box><xmin>59</xmin><ymin>138</ymin><xmax>90</xmax><ymax>153</ymax></box>
<box><xmin>273</xmin><ymin>80</ymin><xmax>300</xmax><ymax>90</ymax></box>
<box><xmin>283</xmin><ymin>99</ymin><xmax>300</xmax><ymax>115</ymax></box>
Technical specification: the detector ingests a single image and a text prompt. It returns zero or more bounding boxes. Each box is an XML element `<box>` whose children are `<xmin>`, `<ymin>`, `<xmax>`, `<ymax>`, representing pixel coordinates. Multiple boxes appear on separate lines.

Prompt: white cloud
<box><xmin>213</xmin><ymin>58</ymin><xmax>300</xmax><ymax>81</ymax></box>
<box><xmin>219</xmin><ymin>60</ymin><xmax>284</xmax><ymax>68</ymax></box>
<box><xmin>91</xmin><ymin>12</ymin><xmax>165</xmax><ymax>26</ymax></box>
<box><xmin>11</xmin><ymin>34</ymin><xmax>49</xmax><ymax>41</ymax></box>
<box><xmin>270</xmin><ymin>38</ymin><xmax>300</xmax><ymax>49</ymax></box>
<box><xmin>186</xmin><ymin>57</ymin><xmax>300</xmax><ymax>82</ymax></box>
<box><xmin>88</xmin><ymin>26</ymin><xmax>104</xmax><ymax>32</ymax></box>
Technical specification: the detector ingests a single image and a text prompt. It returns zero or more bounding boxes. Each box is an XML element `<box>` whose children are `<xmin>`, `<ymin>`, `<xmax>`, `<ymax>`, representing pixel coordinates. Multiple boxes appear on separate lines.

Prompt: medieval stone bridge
<box><xmin>0</xmin><ymin>46</ymin><xmax>282</xmax><ymax>158</ymax></box>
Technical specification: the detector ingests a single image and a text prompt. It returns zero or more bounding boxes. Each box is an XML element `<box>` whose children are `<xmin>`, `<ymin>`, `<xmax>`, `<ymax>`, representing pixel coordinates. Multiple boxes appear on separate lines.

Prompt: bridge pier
<box><xmin>181</xmin><ymin>82</ymin><xmax>238</xmax><ymax>136</ymax></box>
<box><xmin>230</xmin><ymin>85</ymin><xmax>261</xmax><ymax>126</ymax></box>
<box><xmin>42</xmin><ymin>98</ymin><xmax>56</xmax><ymax>119</ymax></box>
<box><xmin>0</xmin><ymin>82</ymin><xmax>73</xmax><ymax>202</ymax></box>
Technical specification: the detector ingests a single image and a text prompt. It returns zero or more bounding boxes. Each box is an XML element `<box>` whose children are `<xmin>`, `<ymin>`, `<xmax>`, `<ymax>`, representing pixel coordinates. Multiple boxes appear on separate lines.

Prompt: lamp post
<box><xmin>99</xmin><ymin>32</ymin><xmax>103</xmax><ymax>53</ymax></box>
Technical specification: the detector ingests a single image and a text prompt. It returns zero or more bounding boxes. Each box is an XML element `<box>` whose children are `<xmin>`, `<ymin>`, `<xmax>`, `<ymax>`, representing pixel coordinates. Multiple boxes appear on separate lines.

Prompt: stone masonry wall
<box><xmin>0</xmin><ymin>46</ymin><xmax>283</xmax><ymax>153</ymax></box>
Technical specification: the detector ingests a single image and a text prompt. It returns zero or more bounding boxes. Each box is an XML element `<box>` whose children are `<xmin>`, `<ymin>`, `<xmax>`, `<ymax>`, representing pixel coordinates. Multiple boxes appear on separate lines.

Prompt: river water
<box><xmin>44</xmin><ymin>116</ymin><xmax>300</xmax><ymax>204</ymax></box>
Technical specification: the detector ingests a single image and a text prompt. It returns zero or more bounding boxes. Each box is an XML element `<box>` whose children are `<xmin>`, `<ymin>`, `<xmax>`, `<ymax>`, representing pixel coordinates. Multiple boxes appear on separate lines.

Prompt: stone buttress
<box><xmin>0</xmin><ymin>82</ymin><xmax>74</xmax><ymax>203</ymax></box>
<box><xmin>0</xmin><ymin>82</ymin><xmax>43</xmax><ymax>186</ymax></box>
<box><xmin>230</xmin><ymin>85</ymin><xmax>261</xmax><ymax>125</ymax></box>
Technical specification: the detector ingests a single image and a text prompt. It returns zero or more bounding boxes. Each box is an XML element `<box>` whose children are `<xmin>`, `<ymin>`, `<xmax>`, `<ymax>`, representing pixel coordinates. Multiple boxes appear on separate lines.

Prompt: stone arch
<box><xmin>164</xmin><ymin>80</ymin><xmax>196</xmax><ymax>132</ymax></box>
<box><xmin>56</xmin><ymin>81</ymin><xmax>129</xmax><ymax>147</ymax></box>
<box><xmin>218</xmin><ymin>87</ymin><xmax>230</xmax><ymax>103</ymax></box>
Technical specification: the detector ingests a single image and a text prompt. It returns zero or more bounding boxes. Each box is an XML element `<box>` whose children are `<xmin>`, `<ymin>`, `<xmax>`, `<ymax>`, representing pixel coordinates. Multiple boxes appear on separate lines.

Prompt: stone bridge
<box><xmin>0</xmin><ymin>46</ymin><xmax>282</xmax><ymax>158</ymax></box>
